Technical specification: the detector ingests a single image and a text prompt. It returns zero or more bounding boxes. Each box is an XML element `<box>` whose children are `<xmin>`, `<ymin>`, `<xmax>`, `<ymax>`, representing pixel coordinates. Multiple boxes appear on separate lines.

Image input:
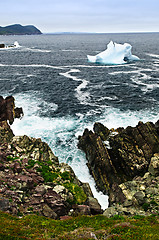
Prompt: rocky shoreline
<box><xmin>0</xmin><ymin>96</ymin><xmax>102</xmax><ymax>219</ymax></box>
<box><xmin>78</xmin><ymin>121</ymin><xmax>159</xmax><ymax>217</ymax></box>
<box><xmin>0</xmin><ymin>96</ymin><xmax>158</xmax><ymax>219</ymax></box>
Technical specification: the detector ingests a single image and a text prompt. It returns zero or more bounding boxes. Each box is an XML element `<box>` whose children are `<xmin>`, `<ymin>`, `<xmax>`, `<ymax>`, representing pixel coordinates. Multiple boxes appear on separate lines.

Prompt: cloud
<box><xmin>0</xmin><ymin>0</ymin><xmax>159</xmax><ymax>32</ymax></box>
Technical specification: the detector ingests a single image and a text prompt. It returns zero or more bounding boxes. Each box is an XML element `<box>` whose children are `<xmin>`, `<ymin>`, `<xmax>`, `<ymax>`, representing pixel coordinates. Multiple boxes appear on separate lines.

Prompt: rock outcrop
<box><xmin>0</xmin><ymin>96</ymin><xmax>23</xmax><ymax>124</ymax></box>
<box><xmin>103</xmin><ymin>153</ymin><xmax>159</xmax><ymax>217</ymax></box>
<box><xmin>0</xmin><ymin>96</ymin><xmax>102</xmax><ymax>219</ymax></box>
<box><xmin>0</xmin><ymin>122</ymin><xmax>103</xmax><ymax>218</ymax></box>
<box><xmin>78</xmin><ymin>121</ymin><xmax>159</xmax><ymax>216</ymax></box>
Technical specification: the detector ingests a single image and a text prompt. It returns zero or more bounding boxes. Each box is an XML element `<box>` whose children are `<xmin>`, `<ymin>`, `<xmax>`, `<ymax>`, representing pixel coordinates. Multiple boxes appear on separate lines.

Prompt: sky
<box><xmin>0</xmin><ymin>0</ymin><xmax>159</xmax><ymax>33</ymax></box>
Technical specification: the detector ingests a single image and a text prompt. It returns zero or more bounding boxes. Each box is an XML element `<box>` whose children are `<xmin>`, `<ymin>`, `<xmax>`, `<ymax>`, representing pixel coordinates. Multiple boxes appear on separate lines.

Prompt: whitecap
<box><xmin>146</xmin><ymin>53</ymin><xmax>159</xmax><ymax>59</ymax></box>
<box><xmin>59</xmin><ymin>69</ymin><xmax>90</xmax><ymax>105</ymax></box>
<box><xmin>0</xmin><ymin>63</ymin><xmax>65</xmax><ymax>70</ymax></box>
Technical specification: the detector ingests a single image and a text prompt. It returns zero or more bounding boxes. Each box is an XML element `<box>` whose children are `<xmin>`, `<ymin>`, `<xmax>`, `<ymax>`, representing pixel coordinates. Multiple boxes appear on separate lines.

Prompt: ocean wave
<box><xmin>59</xmin><ymin>69</ymin><xmax>90</xmax><ymax>105</ymax></box>
<box><xmin>61</xmin><ymin>49</ymin><xmax>81</xmax><ymax>52</ymax></box>
<box><xmin>0</xmin><ymin>63</ymin><xmax>64</xmax><ymax>70</ymax></box>
<box><xmin>146</xmin><ymin>53</ymin><xmax>159</xmax><ymax>59</ymax></box>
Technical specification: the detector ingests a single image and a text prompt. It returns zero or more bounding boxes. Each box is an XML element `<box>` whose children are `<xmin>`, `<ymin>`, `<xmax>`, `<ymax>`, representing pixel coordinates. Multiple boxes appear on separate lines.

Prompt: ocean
<box><xmin>0</xmin><ymin>33</ymin><xmax>159</xmax><ymax>209</ymax></box>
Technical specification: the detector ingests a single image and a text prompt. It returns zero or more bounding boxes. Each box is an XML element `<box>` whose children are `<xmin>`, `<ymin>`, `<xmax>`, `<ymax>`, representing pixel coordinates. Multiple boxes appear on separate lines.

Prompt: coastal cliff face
<box><xmin>78</xmin><ymin>121</ymin><xmax>159</xmax><ymax>216</ymax></box>
<box><xmin>0</xmin><ymin>96</ymin><xmax>102</xmax><ymax>219</ymax></box>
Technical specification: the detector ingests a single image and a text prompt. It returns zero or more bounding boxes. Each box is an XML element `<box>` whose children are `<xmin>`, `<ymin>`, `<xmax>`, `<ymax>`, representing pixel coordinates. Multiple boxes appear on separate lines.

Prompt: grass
<box><xmin>0</xmin><ymin>211</ymin><xmax>158</xmax><ymax>239</ymax></box>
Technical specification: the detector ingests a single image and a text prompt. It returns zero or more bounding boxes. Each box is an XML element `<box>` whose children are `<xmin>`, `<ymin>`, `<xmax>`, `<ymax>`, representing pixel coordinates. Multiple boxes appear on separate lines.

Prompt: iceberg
<box><xmin>87</xmin><ymin>41</ymin><xmax>140</xmax><ymax>65</ymax></box>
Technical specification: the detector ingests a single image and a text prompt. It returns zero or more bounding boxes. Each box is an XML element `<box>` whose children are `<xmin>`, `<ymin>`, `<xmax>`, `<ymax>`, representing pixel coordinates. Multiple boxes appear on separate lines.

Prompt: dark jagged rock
<box><xmin>0</xmin><ymin>44</ymin><xmax>5</xmax><ymax>48</ymax></box>
<box><xmin>0</xmin><ymin>121</ymin><xmax>14</xmax><ymax>143</ymax></box>
<box><xmin>93</xmin><ymin>122</ymin><xmax>110</xmax><ymax>141</ymax></box>
<box><xmin>78</xmin><ymin>121</ymin><xmax>159</xmax><ymax>209</ymax></box>
<box><xmin>0</xmin><ymin>96</ymin><xmax>23</xmax><ymax>125</ymax></box>
<box><xmin>109</xmin><ymin>121</ymin><xmax>159</xmax><ymax>179</ymax></box>
<box><xmin>78</xmin><ymin>128</ymin><xmax>120</xmax><ymax>194</ymax></box>
<box><xmin>85</xmin><ymin>197</ymin><xmax>103</xmax><ymax>215</ymax></box>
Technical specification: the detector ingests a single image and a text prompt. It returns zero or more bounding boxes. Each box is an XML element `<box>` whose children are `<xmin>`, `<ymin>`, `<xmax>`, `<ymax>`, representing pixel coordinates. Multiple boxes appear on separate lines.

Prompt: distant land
<box><xmin>0</xmin><ymin>24</ymin><xmax>42</xmax><ymax>35</ymax></box>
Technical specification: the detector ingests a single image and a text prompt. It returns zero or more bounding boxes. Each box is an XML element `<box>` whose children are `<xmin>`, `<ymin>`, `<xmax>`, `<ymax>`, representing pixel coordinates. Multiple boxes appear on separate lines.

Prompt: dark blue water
<box><xmin>0</xmin><ymin>33</ymin><xmax>159</xmax><ymax>208</ymax></box>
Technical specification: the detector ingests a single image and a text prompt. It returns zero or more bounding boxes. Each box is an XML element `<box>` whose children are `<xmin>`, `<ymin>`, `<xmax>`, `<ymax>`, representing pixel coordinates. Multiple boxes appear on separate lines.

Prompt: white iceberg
<box><xmin>87</xmin><ymin>41</ymin><xmax>140</xmax><ymax>65</ymax></box>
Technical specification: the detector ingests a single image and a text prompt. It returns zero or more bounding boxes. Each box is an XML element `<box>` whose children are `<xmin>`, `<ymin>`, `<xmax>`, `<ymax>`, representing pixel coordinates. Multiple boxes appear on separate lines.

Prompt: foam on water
<box><xmin>146</xmin><ymin>53</ymin><xmax>159</xmax><ymax>59</ymax></box>
<box><xmin>11</xmin><ymin>90</ymin><xmax>159</xmax><ymax>210</ymax></box>
<box><xmin>0</xmin><ymin>63</ymin><xmax>64</xmax><ymax>70</ymax></box>
<box><xmin>12</xmin><ymin>92</ymin><xmax>109</xmax><ymax>209</ymax></box>
<box><xmin>131</xmin><ymin>75</ymin><xmax>159</xmax><ymax>92</ymax></box>
<box><xmin>59</xmin><ymin>69</ymin><xmax>90</xmax><ymax>105</ymax></box>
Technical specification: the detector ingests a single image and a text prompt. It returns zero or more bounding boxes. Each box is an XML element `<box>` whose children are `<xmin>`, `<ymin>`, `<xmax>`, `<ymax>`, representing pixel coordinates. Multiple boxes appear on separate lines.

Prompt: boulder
<box><xmin>85</xmin><ymin>197</ymin><xmax>102</xmax><ymax>215</ymax></box>
<box><xmin>148</xmin><ymin>153</ymin><xmax>159</xmax><ymax>176</ymax></box>
<box><xmin>71</xmin><ymin>205</ymin><xmax>91</xmax><ymax>216</ymax></box>
<box><xmin>0</xmin><ymin>197</ymin><xmax>10</xmax><ymax>211</ymax></box>
<box><xmin>43</xmin><ymin>190</ymin><xmax>68</xmax><ymax>216</ymax></box>
<box><xmin>42</xmin><ymin>204</ymin><xmax>57</xmax><ymax>219</ymax></box>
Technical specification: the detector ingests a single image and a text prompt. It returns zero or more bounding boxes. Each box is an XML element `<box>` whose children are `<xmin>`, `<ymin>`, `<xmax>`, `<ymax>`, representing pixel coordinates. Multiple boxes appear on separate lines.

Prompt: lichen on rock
<box><xmin>78</xmin><ymin>121</ymin><xmax>159</xmax><ymax>217</ymax></box>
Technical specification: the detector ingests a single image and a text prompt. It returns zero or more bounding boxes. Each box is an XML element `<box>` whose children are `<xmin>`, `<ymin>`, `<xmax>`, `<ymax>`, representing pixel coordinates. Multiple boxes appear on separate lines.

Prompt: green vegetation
<box><xmin>26</xmin><ymin>158</ymin><xmax>86</xmax><ymax>205</ymax></box>
<box><xmin>6</xmin><ymin>156</ymin><xmax>19</xmax><ymax>161</ymax></box>
<box><xmin>64</xmin><ymin>182</ymin><xmax>87</xmax><ymax>204</ymax></box>
<box><xmin>0</xmin><ymin>211</ymin><xmax>158</xmax><ymax>239</ymax></box>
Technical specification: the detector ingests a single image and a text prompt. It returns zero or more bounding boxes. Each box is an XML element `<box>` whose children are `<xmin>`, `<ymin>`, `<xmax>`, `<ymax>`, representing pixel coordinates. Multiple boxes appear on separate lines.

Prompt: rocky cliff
<box><xmin>0</xmin><ymin>96</ymin><xmax>102</xmax><ymax>219</ymax></box>
<box><xmin>78</xmin><ymin>121</ymin><xmax>159</xmax><ymax>216</ymax></box>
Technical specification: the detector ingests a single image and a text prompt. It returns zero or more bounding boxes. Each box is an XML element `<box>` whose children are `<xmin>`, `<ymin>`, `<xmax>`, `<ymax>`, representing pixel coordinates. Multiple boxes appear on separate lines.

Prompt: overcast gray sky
<box><xmin>1</xmin><ymin>0</ymin><xmax>159</xmax><ymax>33</ymax></box>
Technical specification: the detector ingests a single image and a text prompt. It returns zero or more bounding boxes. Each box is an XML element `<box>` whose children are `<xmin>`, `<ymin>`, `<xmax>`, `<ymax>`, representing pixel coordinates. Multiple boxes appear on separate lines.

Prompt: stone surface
<box><xmin>85</xmin><ymin>197</ymin><xmax>102</xmax><ymax>215</ymax></box>
<box><xmin>78</xmin><ymin>121</ymin><xmax>159</xmax><ymax>200</ymax></box>
<box><xmin>0</xmin><ymin>197</ymin><xmax>10</xmax><ymax>211</ymax></box>
<box><xmin>0</xmin><ymin>96</ymin><xmax>23</xmax><ymax>125</ymax></box>
<box><xmin>148</xmin><ymin>154</ymin><xmax>159</xmax><ymax>176</ymax></box>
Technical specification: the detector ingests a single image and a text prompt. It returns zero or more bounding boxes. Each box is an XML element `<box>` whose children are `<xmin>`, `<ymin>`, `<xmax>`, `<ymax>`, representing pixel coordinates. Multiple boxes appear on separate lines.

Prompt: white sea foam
<box><xmin>131</xmin><ymin>76</ymin><xmax>159</xmax><ymax>92</ymax></box>
<box><xmin>0</xmin><ymin>63</ymin><xmax>64</xmax><ymax>70</ymax></box>
<box><xmin>62</xmin><ymin>64</ymin><xmax>135</xmax><ymax>69</ymax></box>
<box><xmin>98</xmin><ymin>107</ymin><xmax>159</xmax><ymax>130</ymax></box>
<box><xmin>61</xmin><ymin>49</ymin><xmax>81</xmax><ymax>52</ymax></box>
<box><xmin>11</xmin><ymin>91</ymin><xmax>159</xmax><ymax>210</ymax></box>
<box><xmin>27</xmin><ymin>47</ymin><xmax>52</xmax><ymax>53</ymax></box>
<box><xmin>146</xmin><ymin>53</ymin><xmax>159</xmax><ymax>59</ymax></box>
<box><xmin>12</xmin><ymin>92</ymin><xmax>108</xmax><ymax>209</ymax></box>
<box><xmin>59</xmin><ymin>69</ymin><xmax>90</xmax><ymax>105</ymax></box>
<box><xmin>97</xmin><ymin>96</ymin><xmax>118</xmax><ymax>101</ymax></box>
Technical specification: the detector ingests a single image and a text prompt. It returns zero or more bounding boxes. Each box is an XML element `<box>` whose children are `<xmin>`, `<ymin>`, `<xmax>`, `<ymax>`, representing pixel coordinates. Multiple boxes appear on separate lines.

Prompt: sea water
<box><xmin>0</xmin><ymin>33</ymin><xmax>159</xmax><ymax>209</ymax></box>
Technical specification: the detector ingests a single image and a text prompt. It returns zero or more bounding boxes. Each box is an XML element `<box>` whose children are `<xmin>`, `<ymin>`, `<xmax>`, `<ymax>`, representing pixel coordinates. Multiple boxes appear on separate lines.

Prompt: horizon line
<box><xmin>42</xmin><ymin>31</ymin><xmax>159</xmax><ymax>34</ymax></box>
